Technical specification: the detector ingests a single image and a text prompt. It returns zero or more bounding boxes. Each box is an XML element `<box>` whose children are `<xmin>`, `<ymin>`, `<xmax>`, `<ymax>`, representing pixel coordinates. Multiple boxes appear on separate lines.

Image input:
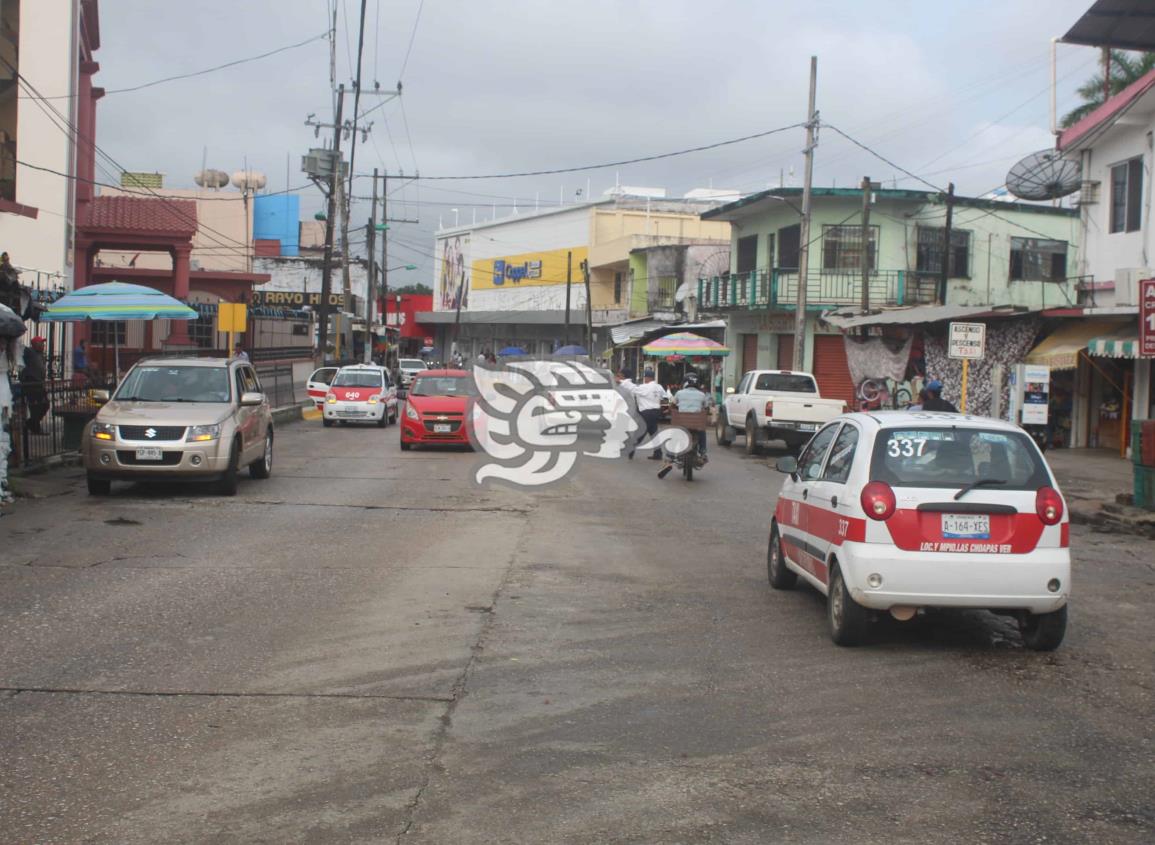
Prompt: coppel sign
<box><xmin>492</xmin><ymin>259</ymin><xmax>543</xmax><ymax>285</ymax></box>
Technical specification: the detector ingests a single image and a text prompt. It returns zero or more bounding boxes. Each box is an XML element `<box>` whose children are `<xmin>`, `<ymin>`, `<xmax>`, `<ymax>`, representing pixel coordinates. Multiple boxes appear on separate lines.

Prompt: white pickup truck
<box><xmin>716</xmin><ymin>370</ymin><xmax>846</xmax><ymax>453</ymax></box>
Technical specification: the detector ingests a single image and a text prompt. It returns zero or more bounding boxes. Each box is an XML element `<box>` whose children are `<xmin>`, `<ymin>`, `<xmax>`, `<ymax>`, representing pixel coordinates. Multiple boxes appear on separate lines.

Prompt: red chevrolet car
<box><xmin>400</xmin><ymin>369</ymin><xmax>474</xmax><ymax>450</ymax></box>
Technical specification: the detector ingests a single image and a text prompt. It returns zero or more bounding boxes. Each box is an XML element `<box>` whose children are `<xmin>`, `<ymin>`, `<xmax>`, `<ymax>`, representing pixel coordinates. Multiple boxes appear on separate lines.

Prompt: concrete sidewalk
<box><xmin>1046</xmin><ymin>448</ymin><xmax>1155</xmax><ymax>535</ymax></box>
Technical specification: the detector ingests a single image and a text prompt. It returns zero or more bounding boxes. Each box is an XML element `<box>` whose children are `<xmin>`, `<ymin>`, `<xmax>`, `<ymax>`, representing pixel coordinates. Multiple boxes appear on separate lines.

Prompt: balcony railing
<box><xmin>696</xmin><ymin>269</ymin><xmax>931</xmax><ymax>310</ymax></box>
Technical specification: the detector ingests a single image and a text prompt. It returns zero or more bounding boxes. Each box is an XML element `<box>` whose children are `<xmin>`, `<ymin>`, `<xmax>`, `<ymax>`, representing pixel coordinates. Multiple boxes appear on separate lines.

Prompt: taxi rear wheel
<box><xmin>323</xmin><ymin>418</ymin><xmax>334</xmax><ymax>428</ymax></box>
<box><xmin>1020</xmin><ymin>606</ymin><xmax>1067</xmax><ymax>651</ymax></box>
<box><xmin>767</xmin><ymin>527</ymin><xmax>797</xmax><ymax>590</ymax></box>
<box><xmin>828</xmin><ymin>564</ymin><xmax>870</xmax><ymax>646</ymax></box>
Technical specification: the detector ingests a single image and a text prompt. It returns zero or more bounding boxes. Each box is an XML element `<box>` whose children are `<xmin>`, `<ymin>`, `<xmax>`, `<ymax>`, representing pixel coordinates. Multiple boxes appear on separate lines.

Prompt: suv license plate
<box><xmin>942</xmin><ymin>513</ymin><xmax>990</xmax><ymax>539</ymax></box>
<box><xmin>434</xmin><ymin>424</ymin><xmax>452</xmax><ymax>433</ymax></box>
<box><xmin>135</xmin><ymin>448</ymin><xmax>163</xmax><ymax>461</ymax></box>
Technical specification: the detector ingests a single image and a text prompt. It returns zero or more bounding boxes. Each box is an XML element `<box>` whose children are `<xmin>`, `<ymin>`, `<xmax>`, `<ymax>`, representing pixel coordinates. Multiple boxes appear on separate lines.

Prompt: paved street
<box><xmin>1</xmin><ymin>417</ymin><xmax>1153</xmax><ymax>844</ymax></box>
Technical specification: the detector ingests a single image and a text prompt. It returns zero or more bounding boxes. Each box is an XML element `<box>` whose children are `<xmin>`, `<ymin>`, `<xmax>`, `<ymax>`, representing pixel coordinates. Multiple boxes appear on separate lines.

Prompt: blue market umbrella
<box><xmin>554</xmin><ymin>344</ymin><xmax>587</xmax><ymax>356</ymax></box>
<box><xmin>498</xmin><ymin>346</ymin><xmax>526</xmax><ymax>356</ymax></box>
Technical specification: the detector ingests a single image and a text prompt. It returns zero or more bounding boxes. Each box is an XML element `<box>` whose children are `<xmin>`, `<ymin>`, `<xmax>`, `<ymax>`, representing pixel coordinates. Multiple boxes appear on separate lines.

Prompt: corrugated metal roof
<box><xmin>1062</xmin><ymin>0</ymin><xmax>1155</xmax><ymax>51</ymax></box>
<box><xmin>415</xmin><ymin>310</ymin><xmax>573</xmax><ymax>325</ymax></box>
<box><xmin>1058</xmin><ymin>67</ymin><xmax>1155</xmax><ymax>151</ymax></box>
<box><xmin>821</xmin><ymin>304</ymin><xmax>1031</xmax><ymax>329</ymax></box>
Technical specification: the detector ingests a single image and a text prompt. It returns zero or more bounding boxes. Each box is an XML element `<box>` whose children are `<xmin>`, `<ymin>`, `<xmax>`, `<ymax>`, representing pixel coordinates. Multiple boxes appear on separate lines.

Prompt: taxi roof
<box><xmin>845</xmin><ymin>411</ymin><xmax>1025</xmax><ymax>433</ymax></box>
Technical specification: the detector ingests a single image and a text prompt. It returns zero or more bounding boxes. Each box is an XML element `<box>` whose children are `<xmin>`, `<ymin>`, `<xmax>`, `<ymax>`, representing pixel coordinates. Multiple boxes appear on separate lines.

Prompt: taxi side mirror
<box><xmin>775</xmin><ymin>456</ymin><xmax>798</xmax><ymax>475</ymax></box>
<box><xmin>726</xmin><ymin>387</ymin><xmax>736</xmax><ymax>395</ymax></box>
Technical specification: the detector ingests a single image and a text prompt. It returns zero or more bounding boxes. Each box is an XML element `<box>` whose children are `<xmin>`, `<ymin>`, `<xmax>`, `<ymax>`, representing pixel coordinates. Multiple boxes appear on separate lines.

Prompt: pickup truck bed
<box><xmin>717</xmin><ymin>369</ymin><xmax>845</xmax><ymax>453</ymax></box>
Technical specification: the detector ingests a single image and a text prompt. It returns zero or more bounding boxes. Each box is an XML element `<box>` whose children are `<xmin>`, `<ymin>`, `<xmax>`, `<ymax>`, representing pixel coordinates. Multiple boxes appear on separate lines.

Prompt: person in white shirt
<box><xmin>631</xmin><ymin>369</ymin><xmax>670</xmax><ymax>460</ymax></box>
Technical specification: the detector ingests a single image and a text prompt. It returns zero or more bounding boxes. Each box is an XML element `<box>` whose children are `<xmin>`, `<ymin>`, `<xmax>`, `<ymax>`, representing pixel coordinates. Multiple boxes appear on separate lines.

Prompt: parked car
<box><xmin>400</xmin><ymin>369</ymin><xmax>474</xmax><ymax>450</ymax></box>
<box><xmin>83</xmin><ymin>357</ymin><xmax>274</xmax><ymax>496</ymax></box>
<box><xmin>768</xmin><ymin>411</ymin><xmax>1070</xmax><ymax>649</ymax></box>
<box><xmin>306</xmin><ymin>366</ymin><xmax>339</xmax><ymax>410</ymax></box>
<box><xmin>717</xmin><ymin>370</ymin><xmax>845</xmax><ymax>453</ymax></box>
<box><xmin>322</xmin><ymin>365</ymin><xmax>398</xmax><ymax>427</ymax></box>
<box><xmin>398</xmin><ymin>358</ymin><xmax>429</xmax><ymax>389</ymax></box>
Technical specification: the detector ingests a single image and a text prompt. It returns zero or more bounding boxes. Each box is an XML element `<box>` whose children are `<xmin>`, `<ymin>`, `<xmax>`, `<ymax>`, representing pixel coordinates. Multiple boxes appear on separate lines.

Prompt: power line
<box><xmin>360</xmin><ymin>123</ymin><xmax>804</xmax><ymax>181</ymax></box>
<box><xmin>822</xmin><ymin>124</ymin><xmax>945</xmax><ymax>193</ymax></box>
<box><xmin>398</xmin><ymin>0</ymin><xmax>425</xmax><ymax>82</ymax></box>
<box><xmin>20</xmin><ymin>32</ymin><xmax>328</xmax><ymax>99</ymax></box>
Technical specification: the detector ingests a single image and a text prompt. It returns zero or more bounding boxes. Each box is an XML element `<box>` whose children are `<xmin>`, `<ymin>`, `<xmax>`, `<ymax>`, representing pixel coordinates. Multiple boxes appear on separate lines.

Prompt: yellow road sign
<box><xmin>218</xmin><ymin>302</ymin><xmax>248</xmax><ymax>333</ymax></box>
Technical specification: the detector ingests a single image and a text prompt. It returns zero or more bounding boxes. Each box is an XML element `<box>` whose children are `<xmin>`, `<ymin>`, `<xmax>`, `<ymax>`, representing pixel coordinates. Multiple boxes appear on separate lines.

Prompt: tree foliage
<box><xmin>1062</xmin><ymin>51</ymin><xmax>1155</xmax><ymax>128</ymax></box>
<box><xmin>392</xmin><ymin>283</ymin><xmax>432</xmax><ymax>295</ymax></box>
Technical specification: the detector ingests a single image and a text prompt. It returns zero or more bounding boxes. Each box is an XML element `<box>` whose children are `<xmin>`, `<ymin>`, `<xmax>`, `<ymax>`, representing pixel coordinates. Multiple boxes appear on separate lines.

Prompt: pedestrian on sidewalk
<box><xmin>632</xmin><ymin>369</ymin><xmax>670</xmax><ymax>460</ymax></box>
<box><xmin>921</xmin><ymin>379</ymin><xmax>958</xmax><ymax>413</ymax></box>
<box><xmin>233</xmin><ymin>342</ymin><xmax>249</xmax><ymax>362</ymax></box>
<box><xmin>19</xmin><ymin>336</ymin><xmax>49</xmax><ymax>435</ymax></box>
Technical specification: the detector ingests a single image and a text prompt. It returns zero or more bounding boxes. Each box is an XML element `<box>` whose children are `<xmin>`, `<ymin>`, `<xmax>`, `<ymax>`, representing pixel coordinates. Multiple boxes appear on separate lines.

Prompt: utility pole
<box><xmin>364</xmin><ymin>166</ymin><xmax>378</xmax><ymax>363</ymax></box>
<box><xmin>317</xmin><ymin>83</ymin><xmax>345</xmax><ymax>366</ymax></box>
<box><xmin>582</xmin><ymin>258</ymin><xmax>593</xmax><ymax>352</ymax></box>
<box><xmin>939</xmin><ymin>182</ymin><xmax>955</xmax><ymax>305</ymax></box>
<box><xmin>792</xmin><ymin>56</ymin><xmax>818</xmax><ymax>373</ymax></box>
<box><xmin>859</xmin><ymin>176</ymin><xmax>872</xmax><ymax>319</ymax></box>
<box><xmin>564</xmin><ymin>250</ymin><xmax>573</xmax><ymax>346</ymax></box>
<box><xmin>380</xmin><ymin>172</ymin><xmax>389</xmax><ymax>368</ymax></box>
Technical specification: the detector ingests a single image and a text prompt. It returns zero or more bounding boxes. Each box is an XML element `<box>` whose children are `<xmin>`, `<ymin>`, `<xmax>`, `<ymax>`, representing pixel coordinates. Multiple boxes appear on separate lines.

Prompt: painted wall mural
<box><xmin>924</xmin><ymin>318</ymin><xmax>1040</xmax><ymax>417</ymax></box>
<box><xmin>437</xmin><ymin>235</ymin><xmax>470</xmax><ymax>312</ymax></box>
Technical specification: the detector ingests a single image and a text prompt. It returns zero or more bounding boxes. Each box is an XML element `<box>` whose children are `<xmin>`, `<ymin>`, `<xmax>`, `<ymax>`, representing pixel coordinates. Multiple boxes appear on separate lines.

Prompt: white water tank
<box><xmin>232</xmin><ymin>170</ymin><xmax>267</xmax><ymax>192</ymax></box>
<box><xmin>193</xmin><ymin>169</ymin><xmax>230</xmax><ymax>189</ymax></box>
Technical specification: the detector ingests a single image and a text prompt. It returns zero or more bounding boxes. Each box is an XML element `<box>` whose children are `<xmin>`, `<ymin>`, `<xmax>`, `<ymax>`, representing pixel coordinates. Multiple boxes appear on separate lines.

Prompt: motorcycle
<box><xmin>659</xmin><ymin>409</ymin><xmax>710</xmax><ymax>481</ymax></box>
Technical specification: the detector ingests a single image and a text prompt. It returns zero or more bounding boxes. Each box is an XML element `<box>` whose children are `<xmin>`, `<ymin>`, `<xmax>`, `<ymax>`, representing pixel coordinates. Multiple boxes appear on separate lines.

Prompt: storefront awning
<box><xmin>1025</xmin><ymin>319</ymin><xmax>1121</xmax><ymax>370</ymax></box>
<box><xmin>1087</xmin><ymin>324</ymin><xmax>1140</xmax><ymax>359</ymax></box>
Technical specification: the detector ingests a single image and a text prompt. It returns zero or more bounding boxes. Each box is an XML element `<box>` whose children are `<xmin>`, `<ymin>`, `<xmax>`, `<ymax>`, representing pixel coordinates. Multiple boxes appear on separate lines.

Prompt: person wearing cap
<box><xmin>921</xmin><ymin>379</ymin><xmax>958</xmax><ymax>413</ymax></box>
<box><xmin>19</xmin><ymin>336</ymin><xmax>50</xmax><ymax>434</ymax></box>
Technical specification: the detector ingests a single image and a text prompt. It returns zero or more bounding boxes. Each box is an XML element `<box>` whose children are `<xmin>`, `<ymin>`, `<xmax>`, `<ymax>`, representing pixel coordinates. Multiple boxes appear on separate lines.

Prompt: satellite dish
<box><xmin>231</xmin><ymin>170</ymin><xmax>268</xmax><ymax>192</ymax></box>
<box><xmin>1006</xmin><ymin>150</ymin><xmax>1081</xmax><ymax>201</ymax></box>
<box><xmin>193</xmin><ymin>169</ymin><xmax>230</xmax><ymax>189</ymax></box>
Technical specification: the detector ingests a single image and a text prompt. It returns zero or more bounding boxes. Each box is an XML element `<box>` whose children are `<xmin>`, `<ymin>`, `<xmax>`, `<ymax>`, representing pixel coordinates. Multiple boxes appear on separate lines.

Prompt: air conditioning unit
<box><xmin>1114</xmin><ymin>267</ymin><xmax>1150</xmax><ymax>307</ymax></box>
<box><xmin>1076</xmin><ymin>180</ymin><xmax>1100</xmax><ymax>205</ymax></box>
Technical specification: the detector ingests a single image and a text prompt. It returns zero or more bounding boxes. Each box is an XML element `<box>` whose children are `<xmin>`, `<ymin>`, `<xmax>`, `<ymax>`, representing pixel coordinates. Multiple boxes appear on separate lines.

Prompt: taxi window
<box><xmin>822</xmin><ymin>424</ymin><xmax>859</xmax><ymax>484</ymax></box>
<box><xmin>333</xmin><ymin>370</ymin><xmax>383</xmax><ymax>388</ymax></box>
<box><xmin>870</xmin><ymin>427</ymin><xmax>1050</xmax><ymax>490</ymax></box>
<box><xmin>797</xmin><ymin>423</ymin><xmax>839</xmax><ymax>481</ymax></box>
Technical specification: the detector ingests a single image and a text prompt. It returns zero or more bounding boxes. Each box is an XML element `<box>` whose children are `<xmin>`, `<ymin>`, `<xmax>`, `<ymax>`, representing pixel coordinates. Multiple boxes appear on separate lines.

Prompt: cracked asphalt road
<box><xmin>1</xmin><ymin>419</ymin><xmax>1152</xmax><ymax>844</ymax></box>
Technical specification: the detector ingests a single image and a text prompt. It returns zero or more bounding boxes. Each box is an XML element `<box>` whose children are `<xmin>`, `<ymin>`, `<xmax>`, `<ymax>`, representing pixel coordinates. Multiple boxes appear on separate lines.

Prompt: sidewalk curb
<box><xmin>1068</xmin><ymin>500</ymin><xmax>1155</xmax><ymax>537</ymax></box>
<box><xmin>272</xmin><ymin>403</ymin><xmax>312</xmax><ymax>426</ymax></box>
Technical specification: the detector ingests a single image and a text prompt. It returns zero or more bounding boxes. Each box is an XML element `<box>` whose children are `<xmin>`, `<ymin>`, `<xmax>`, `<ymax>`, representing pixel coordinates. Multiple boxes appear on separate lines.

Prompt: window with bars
<box><xmin>1109</xmin><ymin>157</ymin><xmax>1142</xmax><ymax>234</ymax></box>
<box><xmin>916</xmin><ymin>227</ymin><xmax>971</xmax><ymax>278</ymax></box>
<box><xmin>90</xmin><ymin>322</ymin><xmax>126</xmax><ymax>345</ymax></box>
<box><xmin>821</xmin><ymin>225</ymin><xmax>878</xmax><ymax>271</ymax></box>
<box><xmin>1009</xmin><ymin>237</ymin><xmax>1068</xmax><ymax>283</ymax></box>
<box><xmin>188</xmin><ymin>314</ymin><xmax>217</xmax><ymax>349</ymax></box>
<box><xmin>613</xmin><ymin>271</ymin><xmax>622</xmax><ymax>304</ymax></box>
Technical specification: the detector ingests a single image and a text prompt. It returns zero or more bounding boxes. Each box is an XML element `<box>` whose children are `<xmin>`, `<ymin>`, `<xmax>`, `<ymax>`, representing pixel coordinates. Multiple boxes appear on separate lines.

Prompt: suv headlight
<box><xmin>405</xmin><ymin>404</ymin><xmax>420</xmax><ymax>420</ymax></box>
<box><xmin>186</xmin><ymin>423</ymin><xmax>221</xmax><ymax>442</ymax></box>
<box><xmin>91</xmin><ymin>422</ymin><xmax>115</xmax><ymax>441</ymax></box>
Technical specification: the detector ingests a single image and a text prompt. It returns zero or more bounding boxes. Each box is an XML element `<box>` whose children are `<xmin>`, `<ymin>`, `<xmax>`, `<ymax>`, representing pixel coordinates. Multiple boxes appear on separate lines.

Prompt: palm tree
<box><xmin>1062</xmin><ymin>51</ymin><xmax>1155</xmax><ymax>128</ymax></box>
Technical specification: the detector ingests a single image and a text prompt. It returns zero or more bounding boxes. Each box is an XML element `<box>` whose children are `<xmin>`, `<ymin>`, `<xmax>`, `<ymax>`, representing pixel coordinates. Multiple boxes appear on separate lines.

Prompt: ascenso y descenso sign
<box><xmin>948</xmin><ymin>322</ymin><xmax>986</xmax><ymax>360</ymax></box>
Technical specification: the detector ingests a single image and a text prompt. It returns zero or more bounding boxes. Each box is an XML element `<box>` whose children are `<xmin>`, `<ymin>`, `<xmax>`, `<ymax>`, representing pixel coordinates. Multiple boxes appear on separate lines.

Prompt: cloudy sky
<box><xmin>95</xmin><ymin>0</ymin><xmax>1102</xmax><ymax>281</ymax></box>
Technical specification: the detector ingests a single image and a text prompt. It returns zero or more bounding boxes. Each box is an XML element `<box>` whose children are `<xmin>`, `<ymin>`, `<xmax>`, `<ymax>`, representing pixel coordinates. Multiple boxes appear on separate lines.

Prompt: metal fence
<box><xmin>8</xmin><ymin>378</ymin><xmax>116</xmax><ymax>470</ymax></box>
<box><xmin>698</xmin><ymin>269</ymin><xmax>922</xmax><ymax>310</ymax></box>
<box><xmin>254</xmin><ymin>363</ymin><xmax>301</xmax><ymax>410</ymax></box>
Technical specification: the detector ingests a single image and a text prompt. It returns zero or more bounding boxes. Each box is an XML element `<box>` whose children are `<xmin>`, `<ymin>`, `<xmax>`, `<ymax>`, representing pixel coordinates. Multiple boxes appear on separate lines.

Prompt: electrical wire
<box><xmin>821</xmin><ymin>124</ymin><xmax>945</xmax><ymax>193</ymax></box>
<box><xmin>398</xmin><ymin>0</ymin><xmax>425</xmax><ymax>83</ymax></box>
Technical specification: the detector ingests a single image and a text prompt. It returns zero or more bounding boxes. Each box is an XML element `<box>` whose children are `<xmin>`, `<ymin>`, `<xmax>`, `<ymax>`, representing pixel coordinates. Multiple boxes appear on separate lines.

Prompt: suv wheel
<box><xmin>1020</xmin><ymin>606</ymin><xmax>1067</xmax><ymax>651</ymax></box>
<box><xmin>249</xmin><ymin>429</ymin><xmax>273</xmax><ymax>479</ymax></box>
<box><xmin>87</xmin><ymin>475</ymin><xmax>111</xmax><ymax>496</ymax></box>
<box><xmin>217</xmin><ymin>439</ymin><xmax>241</xmax><ymax>496</ymax></box>
<box><xmin>767</xmin><ymin>526</ymin><xmax>797</xmax><ymax>589</ymax></box>
<box><xmin>828</xmin><ymin>564</ymin><xmax>870</xmax><ymax>646</ymax></box>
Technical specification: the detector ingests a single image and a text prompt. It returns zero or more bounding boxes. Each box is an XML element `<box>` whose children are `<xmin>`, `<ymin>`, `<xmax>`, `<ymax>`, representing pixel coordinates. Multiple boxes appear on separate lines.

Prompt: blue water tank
<box><xmin>253</xmin><ymin>194</ymin><xmax>301</xmax><ymax>256</ymax></box>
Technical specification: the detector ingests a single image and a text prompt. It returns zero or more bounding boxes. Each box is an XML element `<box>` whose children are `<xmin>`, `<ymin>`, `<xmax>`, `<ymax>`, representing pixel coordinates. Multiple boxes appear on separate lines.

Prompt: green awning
<box><xmin>1087</xmin><ymin>324</ymin><xmax>1139</xmax><ymax>359</ymax></box>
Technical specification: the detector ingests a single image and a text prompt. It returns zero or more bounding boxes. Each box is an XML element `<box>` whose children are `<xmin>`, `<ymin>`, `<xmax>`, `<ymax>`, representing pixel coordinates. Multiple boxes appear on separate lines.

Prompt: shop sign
<box><xmin>252</xmin><ymin>290</ymin><xmax>345</xmax><ymax>308</ymax></box>
<box><xmin>1141</xmin><ymin>278</ymin><xmax>1155</xmax><ymax>357</ymax></box>
<box><xmin>948</xmin><ymin>322</ymin><xmax>985</xmax><ymax>359</ymax></box>
<box><xmin>1020</xmin><ymin>364</ymin><xmax>1050</xmax><ymax>425</ymax></box>
<box><xmin>492</xmin><ymin>259</ymin><xmax>543</xmax><ymax>285</ymax></box>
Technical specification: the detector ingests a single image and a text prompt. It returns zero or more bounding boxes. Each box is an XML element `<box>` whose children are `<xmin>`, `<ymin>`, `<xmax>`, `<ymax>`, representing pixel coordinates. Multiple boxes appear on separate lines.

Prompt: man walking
<box><xmin>632</xmin><ymin>369</ymin><xmax>670</xmax><ymax>460</ymax></box>
<box><xmin>20</xmin><ymin>336</ymin><xmax>49</xmax><ymax>435</ymax></box>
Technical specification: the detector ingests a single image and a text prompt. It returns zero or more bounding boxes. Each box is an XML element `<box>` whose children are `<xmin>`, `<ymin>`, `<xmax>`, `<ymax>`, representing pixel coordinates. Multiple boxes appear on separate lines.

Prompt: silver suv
<box><xmin>83</xmin><ymin>357</ymin><xmax>274</xmax><ymax>496</ymax></box>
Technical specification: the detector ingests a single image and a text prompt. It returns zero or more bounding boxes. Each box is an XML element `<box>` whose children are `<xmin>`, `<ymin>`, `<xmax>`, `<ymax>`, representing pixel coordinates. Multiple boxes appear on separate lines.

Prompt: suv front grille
<box><xmin>119</xmin><ymin>425</ymin><xmax>187</xmax><ymax>441</ymax></box>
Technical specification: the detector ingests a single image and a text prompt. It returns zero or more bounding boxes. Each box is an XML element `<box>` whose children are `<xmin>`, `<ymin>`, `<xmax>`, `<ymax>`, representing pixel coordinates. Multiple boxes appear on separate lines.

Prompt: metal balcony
<box><xmin>696</xmin><ymin>269</ymin><xmax>928</xmax><ymax>310</ymax></box>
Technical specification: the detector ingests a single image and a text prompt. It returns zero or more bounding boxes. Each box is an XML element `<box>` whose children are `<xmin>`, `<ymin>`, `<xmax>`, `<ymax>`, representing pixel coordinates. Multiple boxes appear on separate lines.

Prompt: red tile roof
<box><xmin>80</xmin><ymin>195</ymin><xmax>197</xmax><ymax>236</ymax></box>
<box><xmin>1058</xmin><ymin>68</ymin><xmax>1155</xmax><ymax>151</ymax></box>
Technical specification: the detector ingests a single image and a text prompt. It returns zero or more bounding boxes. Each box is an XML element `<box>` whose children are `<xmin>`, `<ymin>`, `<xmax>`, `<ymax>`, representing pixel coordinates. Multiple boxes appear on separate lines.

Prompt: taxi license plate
<box><xmin>135</xmin><ymin>448</ymin><xmax>163</xmax><ymax>461</ymax></box>
<box><xmin>942</xmin><ymin>513</ymin><xmax>990</xmax><ymax>539</ymax></box>
<box><xmin>434</xmin><ymin>424</ymin><xmax>452</xmax><ymax>433</ymax></box>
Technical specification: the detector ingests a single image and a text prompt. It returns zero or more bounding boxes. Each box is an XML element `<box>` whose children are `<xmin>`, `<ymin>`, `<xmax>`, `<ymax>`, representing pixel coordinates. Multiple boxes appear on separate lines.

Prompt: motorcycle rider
<box><xmin>657</xmin><ymin>373</ymin><xmax>711</xmax><ymax>479</ymax></box>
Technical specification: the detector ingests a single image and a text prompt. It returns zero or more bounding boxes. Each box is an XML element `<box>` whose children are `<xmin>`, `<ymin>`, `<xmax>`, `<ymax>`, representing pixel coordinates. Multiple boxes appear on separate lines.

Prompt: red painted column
<box><xmin>164</xmin><ymin>245</ymin><xmax>195</xmax><ymax>348</ymax></box>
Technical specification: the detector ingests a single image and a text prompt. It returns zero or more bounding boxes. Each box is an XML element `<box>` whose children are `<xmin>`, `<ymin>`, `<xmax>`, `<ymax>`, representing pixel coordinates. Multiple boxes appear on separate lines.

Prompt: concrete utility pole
<box><xmin>564</xmin><ymin>250</ymin><xmax>573</xmax><ymax>346</ymax></box>
<box><xmin>380</xmin><ymin>172</ymin><xmax>389</xmax><ymax>368</ymax></box>
<box><xmin>860</xmin><ymin>176</ymin><xmax>872</xmax><ymax>318</ymax></box>
<box><xmin>939</xmin><ymin>182</ymin><xmax>955</xmax><ymax>305</ymax></box>
<box><xmin>582</xmin><ymin>258</ymin><xmax>593</xmax><ymax>352</ymax></box>
<box><xmin>317</xmin><ymin>83</ymin><xmax>345</xmax><ymax>366</ymax></box>
<box><xmin>364</xmin><ymin>167</ymin><xmax>378</xmax><ymax>363</ymax></box>
<box><xmin>792</xmin><ymin>56</ymin><xmax>818</xmax><ymax>373</ymax></box>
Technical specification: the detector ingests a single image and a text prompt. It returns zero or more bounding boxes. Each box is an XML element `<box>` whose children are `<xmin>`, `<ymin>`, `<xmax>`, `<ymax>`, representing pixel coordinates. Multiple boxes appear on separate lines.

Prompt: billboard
<box><xmin>471</xmin><ymin>246</ymin><xmax>589</xmax><ymax>291</ymax></box>
<box><xmin>437</xmin><ymin>234</ymin><xmax>471</xmax><ymax>311</ymax></box>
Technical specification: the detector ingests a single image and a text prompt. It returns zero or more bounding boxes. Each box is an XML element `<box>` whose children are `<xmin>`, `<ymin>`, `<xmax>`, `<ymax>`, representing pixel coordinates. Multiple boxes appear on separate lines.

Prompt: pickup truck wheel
<box><xmin>715</xmin><ymin>411</ymin><xmax>734</xmax><ymax>446</ymax></box>
<box><xmin>1020</xmin><ymin>606</ymin><xmax>1067</xmax><ymax>651</ymax></box>
<box><xmin>828</xmin><ymin>564</ymin><xmax>870</xmax><ymax>646</ymax></box>
<box><xmin>767</xmin><ymin>527</ymin><xmax>797</xmax><ymax>590</ymax></box>
<box><xmin>744</xmin><ymin>414</ymin><xmax>761</xmax><ymax>455</ymax></box>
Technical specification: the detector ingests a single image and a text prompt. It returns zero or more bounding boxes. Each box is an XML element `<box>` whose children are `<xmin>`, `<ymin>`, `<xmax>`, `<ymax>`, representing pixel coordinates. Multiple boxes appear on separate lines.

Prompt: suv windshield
<box><xmin>115</xmin><ymin>365</ymin><xmax>231</xmax><ymax>403</ymax></box>
<box><xmin>399</xmin><ymin>359</ymin><xmax>427</xmax><ymax>370</ymax></box>
<box><xmin>333</xmin><ymin>370</ymin><xmax>383</xmax><ymax>388</ymax></box>
<box><xmin>411</xmin><ymin>375</ymin><xmax>473</xmax><ymax>397</ymax></box>
<box><xmin>754</xmin><ymin>373</ymin><xmax>817</xmax><ymax>392</ymax></box>
<box><xmin>871</xmin><ymin>426</ymin><xmax>1050</xmax><ymax>490</ymax></box>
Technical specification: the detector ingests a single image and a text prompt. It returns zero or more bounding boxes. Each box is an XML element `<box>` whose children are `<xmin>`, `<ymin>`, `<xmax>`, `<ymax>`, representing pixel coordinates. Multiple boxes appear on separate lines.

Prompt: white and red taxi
<box><xmin>769</xmin><ymin>411</ymin><xmax>1070</xmax><ymax>650</ymax></box>
<box><xmin>306</xmin><ymin>366</ymin><xmax>339</xmax><ymax>410</ymax></box>
<box><xmin>322</xmin><ymin>365</ymin><xmax>398</xmax><ymax>428</ymax></box>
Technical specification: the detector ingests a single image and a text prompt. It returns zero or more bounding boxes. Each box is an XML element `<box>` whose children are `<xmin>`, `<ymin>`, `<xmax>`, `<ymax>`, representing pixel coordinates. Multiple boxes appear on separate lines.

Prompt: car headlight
<box><xmin>186</xmin><ymin>423</ymin><xmax>221</xmax><ymax>442</ymax></box>
<box><xmin>405</xmin><ymin>404</ymin><xmax>420</xmax><ymax>420</ymax></box>
<box><xmin>368</xmin><ymin>395</ymin><xmax>379</xmax><ymax>404</ymax></box>
<box><xmin>91</xmin><ymin>422</ymin><xmax>115</xmax><ymax>441</ymax></box>
<box><xmin>326</xmin><ymin>393</ymin><xmax>337</xmax><ymax>404</ymax></box>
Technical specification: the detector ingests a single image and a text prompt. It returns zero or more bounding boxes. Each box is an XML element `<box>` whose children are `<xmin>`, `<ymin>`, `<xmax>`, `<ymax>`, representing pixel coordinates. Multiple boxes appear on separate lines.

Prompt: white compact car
<box><xmin>322</xmin><ymin>365</ymin><xmax>399</xmax><ymax>427</ymax></box>
<box><xmin>769</xmin><ymin>411</ymin><xmax>1070</xmax><ymax>650</ymax></box>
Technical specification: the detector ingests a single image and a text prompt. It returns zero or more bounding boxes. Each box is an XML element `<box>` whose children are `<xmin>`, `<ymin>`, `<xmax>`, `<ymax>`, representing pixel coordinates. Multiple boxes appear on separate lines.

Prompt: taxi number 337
<box><xmin>887</xmin><ymin>437</ymin><xmax>928</xmax><ymax>458</ymax></box>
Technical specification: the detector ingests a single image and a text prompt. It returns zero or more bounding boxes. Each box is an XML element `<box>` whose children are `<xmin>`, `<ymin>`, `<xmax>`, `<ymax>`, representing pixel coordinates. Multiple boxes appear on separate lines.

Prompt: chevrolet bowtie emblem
<box><xmin>437</xmin><ymin>415</ymin><xmax>448</xmax><ymax>421</ymax></box>
<box><xmin>145</xmin><ymin>428</ymin><xmax>157</xmax><ymax>438</ymax></box>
